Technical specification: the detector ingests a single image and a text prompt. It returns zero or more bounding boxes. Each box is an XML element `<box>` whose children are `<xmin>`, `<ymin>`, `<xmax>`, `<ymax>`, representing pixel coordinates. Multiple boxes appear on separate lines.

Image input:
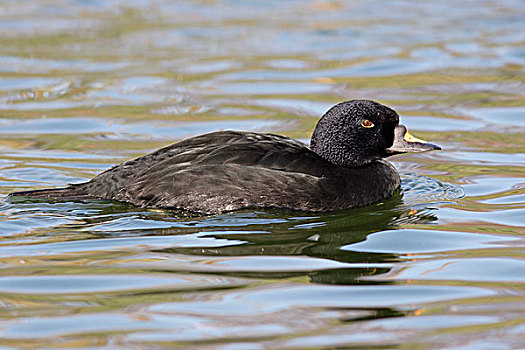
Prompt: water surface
<box><xmin>0</xmin><ymin>1</ymin><xmax>524</xmax><ymax>349</ymax></box>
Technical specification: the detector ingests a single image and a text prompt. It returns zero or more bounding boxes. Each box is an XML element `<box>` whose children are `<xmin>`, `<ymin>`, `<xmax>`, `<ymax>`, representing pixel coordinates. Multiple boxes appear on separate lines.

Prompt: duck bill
<box><xmin>385</xmin><ymin>125</ymin><xmax>441</xmax><ymax>156</ymax></box>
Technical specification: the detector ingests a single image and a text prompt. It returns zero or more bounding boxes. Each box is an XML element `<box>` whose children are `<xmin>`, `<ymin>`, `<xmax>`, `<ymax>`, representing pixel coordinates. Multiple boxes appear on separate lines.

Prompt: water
<box><xmin>0</xmin><ymin>0</ymin><xmax>524</xmax><ymax>348</ymax></box>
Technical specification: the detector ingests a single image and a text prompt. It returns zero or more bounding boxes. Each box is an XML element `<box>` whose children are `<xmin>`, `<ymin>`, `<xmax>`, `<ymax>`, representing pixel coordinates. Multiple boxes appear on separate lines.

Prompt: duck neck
<box><xmin>310</xmin><ymin>143</ymin><xmax>376</xmax><ymax>168</ymax></box>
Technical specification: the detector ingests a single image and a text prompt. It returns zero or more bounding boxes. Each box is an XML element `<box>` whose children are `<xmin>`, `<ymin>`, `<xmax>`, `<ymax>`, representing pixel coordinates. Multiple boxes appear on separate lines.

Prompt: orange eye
<box><xmin>361</xmin><ymin>119</ymin><xmax>374</xmax><ymax>128</ymax></box>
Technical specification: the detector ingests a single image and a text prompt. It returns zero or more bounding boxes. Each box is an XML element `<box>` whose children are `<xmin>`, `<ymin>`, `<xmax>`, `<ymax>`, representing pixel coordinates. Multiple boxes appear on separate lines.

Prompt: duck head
<box><xmin>310</xmin><ymin>99</ymin><xmax>441</xmax><ymax>167</ymax></box>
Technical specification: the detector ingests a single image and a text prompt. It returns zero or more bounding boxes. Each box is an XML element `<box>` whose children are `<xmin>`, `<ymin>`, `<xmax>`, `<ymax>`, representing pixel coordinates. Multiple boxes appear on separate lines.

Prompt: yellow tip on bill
<box><xmin>404</xmin><ymin>130</ymin><xmax>428</xmax><ymax>144</ymax></box>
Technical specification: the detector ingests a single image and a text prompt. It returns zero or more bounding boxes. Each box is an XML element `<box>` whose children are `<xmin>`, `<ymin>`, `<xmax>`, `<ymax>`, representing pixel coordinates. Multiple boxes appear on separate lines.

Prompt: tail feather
<box><xmin>9</xmin><ymin>186</ymin><xmax>94</xmax><ymax>200</ymax></box>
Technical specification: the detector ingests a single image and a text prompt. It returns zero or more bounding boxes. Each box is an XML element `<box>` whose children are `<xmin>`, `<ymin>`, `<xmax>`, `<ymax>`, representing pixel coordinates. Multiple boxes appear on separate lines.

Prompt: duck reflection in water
<box><xmin>153</xmin><ymin>194</ymin><xmax>438</xmax><ymax>286</ymax></box>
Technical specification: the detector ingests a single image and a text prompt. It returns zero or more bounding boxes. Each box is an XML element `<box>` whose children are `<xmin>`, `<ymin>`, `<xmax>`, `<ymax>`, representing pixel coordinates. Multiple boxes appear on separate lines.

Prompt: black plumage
<box><xmin>10</xmin><ymin>100</ymin><xmax>440</xmax><ymax>214</ymax></box>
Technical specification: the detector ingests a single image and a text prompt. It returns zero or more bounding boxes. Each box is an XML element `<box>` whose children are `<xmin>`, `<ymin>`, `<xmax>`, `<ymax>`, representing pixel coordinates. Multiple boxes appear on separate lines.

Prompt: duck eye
<box><xmin>361</xmin><ymin>119</ymin><xmax>374</xmax><ymax>128</ymax></box>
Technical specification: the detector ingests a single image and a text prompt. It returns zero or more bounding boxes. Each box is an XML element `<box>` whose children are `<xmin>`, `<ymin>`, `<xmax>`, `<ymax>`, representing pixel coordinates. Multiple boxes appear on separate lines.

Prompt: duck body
<box><xmin>10</xmin><ymin>100</ymin><xmax>439</xmax><ymax>214</ymax></box>
<box><xmin>79</xmin><ymin>131</ymin><xmax>400</xmax><ymax>214</ymax></box>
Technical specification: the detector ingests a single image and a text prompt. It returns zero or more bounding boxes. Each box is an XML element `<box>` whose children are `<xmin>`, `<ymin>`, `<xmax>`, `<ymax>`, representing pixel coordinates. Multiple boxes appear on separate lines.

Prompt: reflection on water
<box><xmin>0</xmin><ymin>0</ymin><xmax>524</xmax><ymax>348</ymax></box>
